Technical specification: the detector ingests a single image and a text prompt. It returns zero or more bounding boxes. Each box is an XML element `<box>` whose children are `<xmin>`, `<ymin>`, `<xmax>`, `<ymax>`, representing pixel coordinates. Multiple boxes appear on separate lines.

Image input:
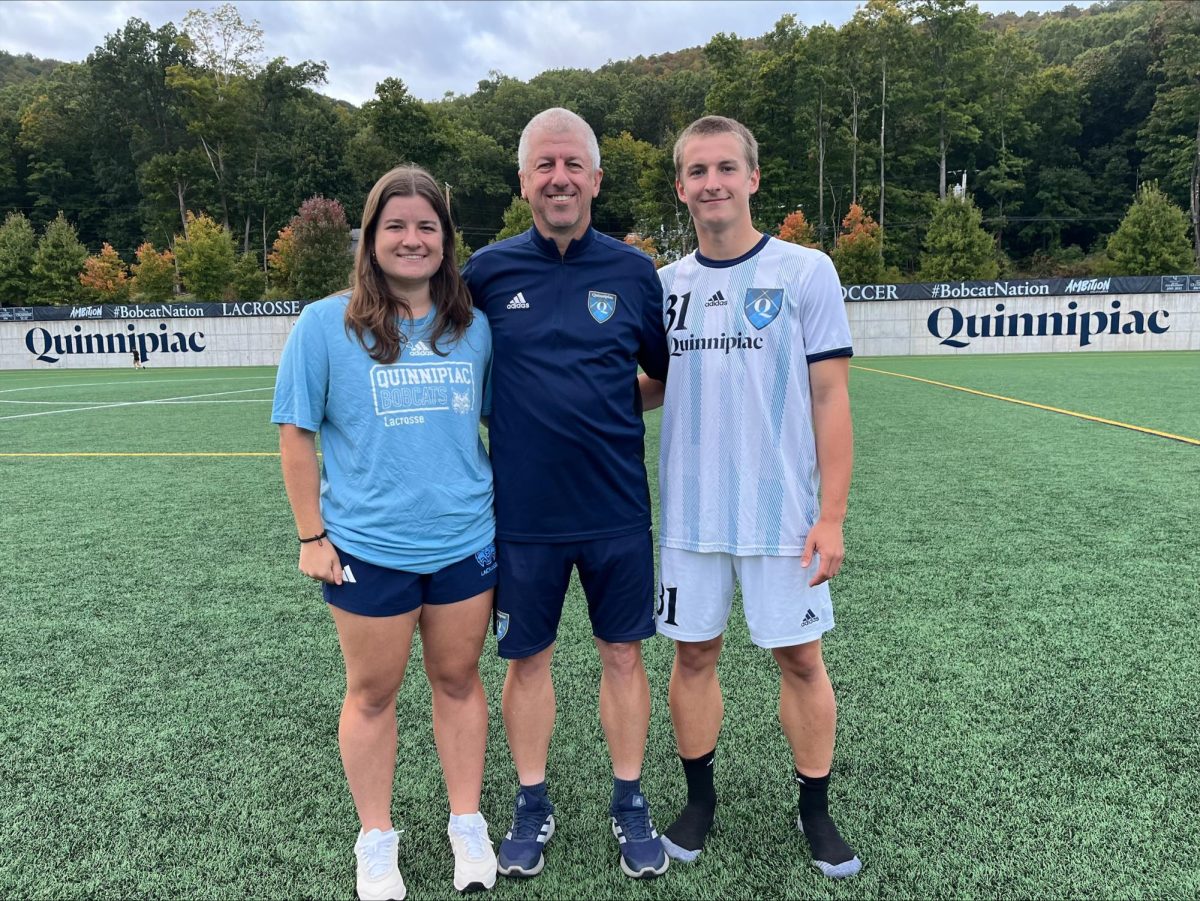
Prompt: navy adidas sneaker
<box><xmin>496</xmin><ymin>788</ymin><xmax>555</xmax><ymax>878</ymax></box>
<box><xmin>610</xmin><ymin>792</ymin><xmax>669</xmax><ymax>878</ymax></box>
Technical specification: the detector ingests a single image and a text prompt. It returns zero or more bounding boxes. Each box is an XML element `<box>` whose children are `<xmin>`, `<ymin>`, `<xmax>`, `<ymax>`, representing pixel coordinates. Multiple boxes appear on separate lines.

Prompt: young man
<box><xmin>461</xmin><ymin>108</ymin><xmax>671</xmax><ymax>880</ymax></box>
<box><xmin>640</xmin><ymin>116</ymin><xmax>861</xmax><ymax>879</ymax></box>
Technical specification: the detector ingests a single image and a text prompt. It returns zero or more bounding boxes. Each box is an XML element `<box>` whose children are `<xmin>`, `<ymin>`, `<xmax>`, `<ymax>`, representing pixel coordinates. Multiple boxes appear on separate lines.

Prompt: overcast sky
<box><xmin>2</xmin><ymin>0</ymin><xmax>1079</xmax><ymax>105</ymax></box>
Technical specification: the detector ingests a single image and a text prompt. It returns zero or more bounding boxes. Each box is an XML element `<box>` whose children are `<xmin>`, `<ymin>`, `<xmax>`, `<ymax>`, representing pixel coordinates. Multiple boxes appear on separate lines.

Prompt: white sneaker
<box><xmin>448</xmin><ymin>812</ymin><xmax>497</xmax><ymax>892</ymax></box>
<box><xmin>354</xmin><ymin>828</ymin><xmax>407</xmax><ymax>900</ymax></box>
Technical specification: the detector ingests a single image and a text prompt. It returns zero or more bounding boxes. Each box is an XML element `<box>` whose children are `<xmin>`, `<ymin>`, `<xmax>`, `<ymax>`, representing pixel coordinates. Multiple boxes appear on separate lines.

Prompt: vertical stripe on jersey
<box><xmin>657</xmin><ymin>237</ymin><xmax>851</xmax><ymax>556</ymax></box>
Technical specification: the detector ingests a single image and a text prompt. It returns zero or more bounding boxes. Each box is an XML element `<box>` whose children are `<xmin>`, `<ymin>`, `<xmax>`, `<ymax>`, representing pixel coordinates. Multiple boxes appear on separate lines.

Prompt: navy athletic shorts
<box><xmin>493</xmin><ymin>529</ymin><xmax>655</xmax><ymax>659</ymax></box>
<box><xmin>324</xmin><ymin>543</ymin><xmax>498</xmax><ymax>617</ymax></box>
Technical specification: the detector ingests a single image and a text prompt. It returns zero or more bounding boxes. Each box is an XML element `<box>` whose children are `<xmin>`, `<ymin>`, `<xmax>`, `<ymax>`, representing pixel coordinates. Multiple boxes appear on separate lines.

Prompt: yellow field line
<box><xmin>0</xmin><ymin>452</ymin><xmax>280</xmax><ymax>458</ymax></box>
<box><xmin>851</xmin><ymin>364</ymin><xmax>1200</xmax><ymax>446</ymax></box>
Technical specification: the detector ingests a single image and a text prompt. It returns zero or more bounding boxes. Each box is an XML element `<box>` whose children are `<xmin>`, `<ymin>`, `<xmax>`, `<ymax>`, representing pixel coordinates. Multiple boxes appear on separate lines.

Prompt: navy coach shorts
<box><xmin>493</xmin><ymin>529</ymin><xmax>656</xmax><ymax>659</ymax></box>
<box><xmin>324</xmin><ymin>544</ymin><xmax>499</xmax><ymax>617</ymax></box>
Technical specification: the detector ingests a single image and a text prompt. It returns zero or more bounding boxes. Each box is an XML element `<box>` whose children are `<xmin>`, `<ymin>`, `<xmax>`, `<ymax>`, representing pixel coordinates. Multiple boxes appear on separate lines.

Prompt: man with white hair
<box><xmin>462</xmin><ymin>108</ymin><xmax>670</xmax><ymax>880</ymax></box>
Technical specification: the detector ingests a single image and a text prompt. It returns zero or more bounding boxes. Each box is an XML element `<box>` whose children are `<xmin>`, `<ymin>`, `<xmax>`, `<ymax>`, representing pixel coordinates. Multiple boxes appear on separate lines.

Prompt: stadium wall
<box><xmin>0</xmin><ymin>301</ymin><xmax>302</xmax><ymax>370</ymax></box>
<box><xmin>843</xmin><ymin>275</ymin><xmax>1200</xmax><ymax>356</ymax></box>
<box><xmin>1</xmin><ymin>278</ymin><xmax>1198</xmax><ymax>369</ymax></box>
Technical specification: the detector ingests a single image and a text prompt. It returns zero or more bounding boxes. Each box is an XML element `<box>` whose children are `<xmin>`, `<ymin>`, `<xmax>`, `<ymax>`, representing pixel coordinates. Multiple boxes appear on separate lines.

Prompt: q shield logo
<box><xmin>495</xmin><ymin>611</ymin><xmax>510</xmax><ymax>641</ymax></box>
<box><xmin>745</xmin><ymin>288</ymin><xmax>783</xmax><ymax>329</ymax></box>
<box><xmin>588</xmin><ymin>291</ymin><xmax>617</xmax><ymax>323</ymax></box>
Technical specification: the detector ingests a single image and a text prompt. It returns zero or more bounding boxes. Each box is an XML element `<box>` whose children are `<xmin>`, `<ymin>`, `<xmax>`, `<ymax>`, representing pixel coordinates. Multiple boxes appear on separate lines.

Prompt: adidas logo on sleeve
<box><xmin>506</xmin><ymin>292</ymin><xmax>530</xmax><ymax>310</ymax></box>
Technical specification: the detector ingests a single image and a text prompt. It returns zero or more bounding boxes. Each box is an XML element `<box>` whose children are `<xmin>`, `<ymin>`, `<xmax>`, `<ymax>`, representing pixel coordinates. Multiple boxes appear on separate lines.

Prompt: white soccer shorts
<box><xmin>656</xmin><ymin>546</ymin><xmax>835</xmax><ymax>649</ymax></box>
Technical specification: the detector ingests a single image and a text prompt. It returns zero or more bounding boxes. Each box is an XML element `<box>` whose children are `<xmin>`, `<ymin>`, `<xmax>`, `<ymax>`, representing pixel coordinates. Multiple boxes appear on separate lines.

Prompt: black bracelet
<box><xmin>299</xmin><ymin>530</ymin><xmax>328</xmax><ymax>544</ymax></box>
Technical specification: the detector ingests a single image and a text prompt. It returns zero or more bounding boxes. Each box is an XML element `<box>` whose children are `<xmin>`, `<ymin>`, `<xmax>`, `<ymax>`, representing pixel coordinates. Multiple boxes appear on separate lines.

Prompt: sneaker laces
<box><xmin>360</xmin><ymin>831</ymin><xmax>398</xmax><ymax>879</ymax></box>
<box><xmin>451</xmin><ymin>820</ymin><xmax>490</xmax><ymax>860</ymax></box>
<box><xmin>509</xmin><ymin>802</ymin><xmax>549</xmax><ymax>842</ymax></box>
<box><xmin>614</xmin><ymin>800</ymin><xmax>655</xmax><ymax>843</ymax></box>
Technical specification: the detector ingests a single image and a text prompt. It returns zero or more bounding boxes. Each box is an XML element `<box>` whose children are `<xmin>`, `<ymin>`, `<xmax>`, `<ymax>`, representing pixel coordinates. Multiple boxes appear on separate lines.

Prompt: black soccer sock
<box><xmin>665</xmin><ymin>749</ymin><xmax>717</xmax><ymax>853</ymax></box>
<box><xmin>795</xmin><ymin>769</ymin><xmax>856</xmax><ymax>866</ymax></box>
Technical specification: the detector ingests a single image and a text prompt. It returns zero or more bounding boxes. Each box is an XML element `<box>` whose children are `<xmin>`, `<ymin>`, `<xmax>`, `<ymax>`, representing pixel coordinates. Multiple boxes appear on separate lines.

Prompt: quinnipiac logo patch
<box><xmin>744</xmin><ymin>288</ymin><xmax>783</xmax><ymax>330</ymax></box>
<box><xmin>494</xmin><ymin>610</ymin><xmax>510</xmax><ymax>641</ymax></box>
<box><xmin>588</xmin><ymin>290</ymin><xmax>618</xmax><ymax>324</ymax></box>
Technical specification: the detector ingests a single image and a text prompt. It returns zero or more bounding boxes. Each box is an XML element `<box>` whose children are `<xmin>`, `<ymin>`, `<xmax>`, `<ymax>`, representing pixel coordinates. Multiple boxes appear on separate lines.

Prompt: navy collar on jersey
<box><xmin>527</xmin><ymin>224</ymin><xmax>597</xmax><ymax>260</ymax></box>
<box><xmin>695</xmin><ymin>233</ymin><xmax>770</xmax><ymax>269</ymax></box>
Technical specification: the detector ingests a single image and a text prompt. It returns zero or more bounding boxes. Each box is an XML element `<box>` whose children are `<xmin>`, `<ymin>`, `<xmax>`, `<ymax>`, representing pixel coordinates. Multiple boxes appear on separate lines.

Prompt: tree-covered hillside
<box><xmin>0</xmin><ymin>0</ymin><xmax>1197</xmax><ymax>289</ymax></box>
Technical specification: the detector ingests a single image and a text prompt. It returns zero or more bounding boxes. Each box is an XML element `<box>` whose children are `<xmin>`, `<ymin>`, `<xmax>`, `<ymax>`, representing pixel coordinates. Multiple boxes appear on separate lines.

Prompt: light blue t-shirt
<box><xmin>272</xmin><ymin>293</ymin><xmax>494</xmax><ymax>573</ymax></box>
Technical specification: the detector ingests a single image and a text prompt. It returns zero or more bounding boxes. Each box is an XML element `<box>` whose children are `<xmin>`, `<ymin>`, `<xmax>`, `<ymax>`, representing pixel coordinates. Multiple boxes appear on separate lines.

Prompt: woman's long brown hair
<box><xmin>346</xmin><ymin>165</ymin><xmax>473</xmax><ymax>363</ymax></box>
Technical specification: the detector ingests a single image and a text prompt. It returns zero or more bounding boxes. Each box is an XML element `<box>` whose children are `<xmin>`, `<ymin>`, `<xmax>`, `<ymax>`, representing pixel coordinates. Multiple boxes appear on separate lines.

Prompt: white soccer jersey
<box><xmin>657</xmin><ymin>235</ymin><xmax>853</xmax><ymax>556</ymax></box>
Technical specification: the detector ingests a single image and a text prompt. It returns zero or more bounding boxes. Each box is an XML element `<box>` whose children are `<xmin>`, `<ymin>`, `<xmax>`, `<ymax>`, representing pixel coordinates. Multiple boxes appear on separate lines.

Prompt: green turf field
<box><xmin>1</xmin><ymin>352</ymin><xmax>1197</xmax><ymax>899</ymax></box>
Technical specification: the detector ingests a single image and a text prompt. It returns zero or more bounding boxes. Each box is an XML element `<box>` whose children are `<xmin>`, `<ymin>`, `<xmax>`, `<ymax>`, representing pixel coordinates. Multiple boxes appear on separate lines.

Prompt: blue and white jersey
<box><xmin>658</xmin><ymin>235</ymin><xmax>852</xmax><ymax>556</ymax></box>
<box><xmin>271</xmin><ymin>294</ymin><xmax>495</xmax><ymax>573</ymax></box>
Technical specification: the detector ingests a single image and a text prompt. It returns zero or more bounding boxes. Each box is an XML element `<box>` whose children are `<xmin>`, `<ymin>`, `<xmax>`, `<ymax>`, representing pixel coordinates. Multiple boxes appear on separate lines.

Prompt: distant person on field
<box><xmin>273</xmin><ymin>165</ymin><xmax>499</xmax><ymax>899</ymax></box>
<box><xmin>639</xmin><ymin>116</ymin><xmax>861</xmax><ymax>879</ymax></box>
<box><xmin>131</xmin><ymin>349</ymin><xmax>142</xmax><ymax>369</ymax></box>
<box><xmin>461</xmin><ymin>107</ymin><xmax>671</xmax><ymax>880</ymax></box>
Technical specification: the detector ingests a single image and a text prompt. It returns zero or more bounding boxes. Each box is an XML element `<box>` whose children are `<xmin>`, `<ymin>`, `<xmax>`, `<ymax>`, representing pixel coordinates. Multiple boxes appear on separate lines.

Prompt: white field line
<box><xmin>0</xmin><ymin>375</ymin><xmax>273</xmax><ymax>395</ymax></box>
<box><xmin>0</xmin><ymin>386</ymin><xmax>273</xmax><ymax>421</ymax></box>
<box><xmin>1</xmin><ymin>399</ymin><xmax>112</xmax><ymax>406</ymax></box>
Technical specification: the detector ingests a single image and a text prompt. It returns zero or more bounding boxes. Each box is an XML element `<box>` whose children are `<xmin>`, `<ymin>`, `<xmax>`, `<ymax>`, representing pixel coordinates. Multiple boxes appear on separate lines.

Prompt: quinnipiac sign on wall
<box><xmin>840</xmin><ymin>274</ymin><xmax>1200</xmax><ymax>301</ymax></box>
<box><xmin>840</xmin><ymin>274</ymin><xmax>1199</xmax><ymax>356</ymax></box>
<box><xmin>0</xmin><ymin>300</ymin><xmax>309</xmax><ymax>369</ymax></box>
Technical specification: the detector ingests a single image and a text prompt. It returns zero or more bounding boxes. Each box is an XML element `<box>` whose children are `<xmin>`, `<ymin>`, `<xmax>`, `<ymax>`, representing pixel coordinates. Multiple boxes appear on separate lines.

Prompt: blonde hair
<box><xmin>673</xmin><ymin>115</ymin><xmax>759</xmax><ymax>176</ymax></box>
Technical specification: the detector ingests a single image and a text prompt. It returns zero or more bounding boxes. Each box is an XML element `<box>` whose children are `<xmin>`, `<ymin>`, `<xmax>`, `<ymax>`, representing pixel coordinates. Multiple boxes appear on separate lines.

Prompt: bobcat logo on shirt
<box><xmin>588</xmin><ymin>290</ymin><xmax>618</xmax><ymax>324</ymax></box>
<box><xmin>475</xmin><ymin>543</ymin><xmax>498</xmax><ymax>575</ymax></box>
<box><xmin>745</xmin><ymin>288</ymin><xmax>783</xmax><ymax>330</ymax></box>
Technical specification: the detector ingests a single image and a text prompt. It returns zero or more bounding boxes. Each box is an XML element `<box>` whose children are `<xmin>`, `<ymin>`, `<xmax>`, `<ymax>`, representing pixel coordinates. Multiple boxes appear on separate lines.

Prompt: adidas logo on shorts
<box><xmin>507</xmin><ymin>292</ymin><xmax>530</xmax><ymax>310</ymax></box>
<box><xmin>801</xmin><ymin>608</ymin><xmax>819</xmax><ymax>627</ymax></box>
<box><xmin>407</xmin><ymin>340</ymin><xmax>434</xmax><ymax>357</ymax></box>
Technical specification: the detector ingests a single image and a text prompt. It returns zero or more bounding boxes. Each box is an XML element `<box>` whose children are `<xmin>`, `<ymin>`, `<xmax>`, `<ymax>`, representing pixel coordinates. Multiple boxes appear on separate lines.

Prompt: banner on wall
<box><xmin>842</xmin><ymin>274</ymin><xmax>1200</xmax><ymax>302</ymax></box>
<box><xmin>0</xmin><ymin>300</ymin><xmax>310</xmax><ymax>322</ymax></box>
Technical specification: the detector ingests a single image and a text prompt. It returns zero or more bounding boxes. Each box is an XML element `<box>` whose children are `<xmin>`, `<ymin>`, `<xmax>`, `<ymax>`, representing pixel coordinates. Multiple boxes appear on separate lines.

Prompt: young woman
<box><xmin>272</xmin><ymin>166</ymin><xmax>497</xmax><ymax>899</ymax></box>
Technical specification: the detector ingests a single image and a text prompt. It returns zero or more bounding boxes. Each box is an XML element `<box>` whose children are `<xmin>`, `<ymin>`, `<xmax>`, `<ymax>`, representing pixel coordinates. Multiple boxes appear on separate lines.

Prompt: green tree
<box><xmin>16</xmin><ymin>64</ymin><xmax>101</xmax><ymax>240</ymax></box>
<box><xmin>232</xmin><ymin>251</ymin><xmax>264</xmax><ymax>300</ymax></box>
<box><xmin>31</xmin><ymin>212</ymin><xmax>88</xmax><ymax>304</ymax></box>
<box><xmin>850</xmin><ymin>0</ymin><xmax>917</xmax><ymax>238</ymax></box>
<box><xmin>1104</xmin><ymin>182</ymin><xmax>1193</xmax><ymax>275</ymax></box>
<box><xmin>288</xmin><ymin>196</ymin><xmax>352</xmax><ymax>300</ymax></box>
<box><xmin>919</xmin><ymin>194</ymin><xmax>998</xmax><ymax>280</ymax></box>
<box><xmin>454</xmin><ymin>230</ymin><xmax>473</xmax><ymax>265</ymax></box>
<box><xmin>907</xmin><ymin>0</ymin><xmax>990</xmax><ymax>200</ymax></box>
<box><xmin>167</xmin><ymin>4</ymin><xmax>266</xmax><ymax>230</ymax></box>
<box><xmin>975</xmin><ymin>30</ymin><xmax>1039</xmax><ymax>249</ymax></box>
<box><xmin>174</xmin><ymin>210</ymin><xmax>235</xmax><ymax>300</ymax></box>
<box><xmin>1139</xmin><ymin>3</ymin><xmax>1200</xmax><ymax>266</ymax></box>
<box><xmin>84</xmin><ymin>18</ymin><xmax>193</xmax><ymax>253</ymax></box>
<box><xmin>594</xmin><ymin>131</ymin><xmax>657</xmax><ymax>236</ymax></box>
<box><xmin>130</xmin><ymin>241</ymin><xmax>176</xmax><ymax>301</ymax></box>
<box><xmin>0</xmin><ymin>211</ymin><xmax>37</xmax><ymax>304</ymax></box>
<box><xmin>493</xmin><ymin>196</ymin><xmax>533</xmax><ymax>242</ymax></box>
<box><xmin>831</xmin><ymin>203</ymin><xmax>886</xmax><ymax>283</ymax></box>
<box><xmin>359</xmin><ymin>77</ymin><xmax>450</xmax><ymax>173</ymax></box>
<box><xmin>79</xmin><ymin>242</ymin><xmax>131</xmax><ymax>300</ymax></box>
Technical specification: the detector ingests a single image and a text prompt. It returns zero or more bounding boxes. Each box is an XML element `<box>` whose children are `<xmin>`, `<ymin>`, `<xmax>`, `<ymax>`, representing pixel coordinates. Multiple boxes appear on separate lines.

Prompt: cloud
<box><xmin>0</xmin><ymin>0</ymin><xmax>1083</xmax><ymax>106</ymax></box>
